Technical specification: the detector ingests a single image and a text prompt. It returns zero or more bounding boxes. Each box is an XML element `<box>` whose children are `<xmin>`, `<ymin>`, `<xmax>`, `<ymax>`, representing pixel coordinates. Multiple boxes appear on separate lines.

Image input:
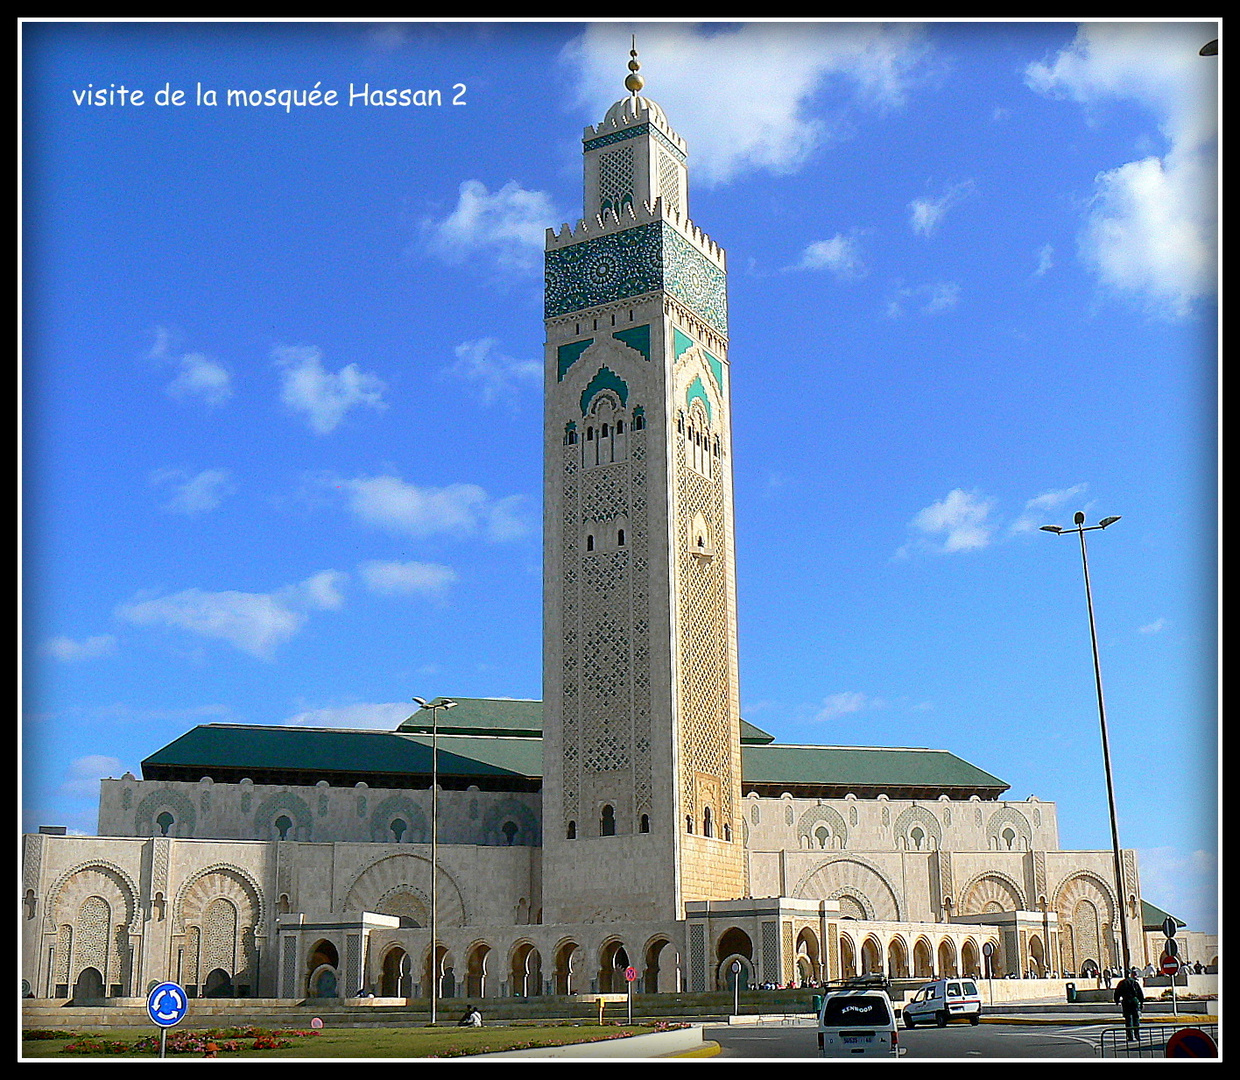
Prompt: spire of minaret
<box><xmin>625</xmin><ymin>35</ymin><xmax>644</xmax><ymax>95</ymax></box>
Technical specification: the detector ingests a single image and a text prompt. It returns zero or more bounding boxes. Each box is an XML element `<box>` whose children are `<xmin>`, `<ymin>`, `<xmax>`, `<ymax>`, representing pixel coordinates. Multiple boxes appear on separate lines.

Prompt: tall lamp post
<box><xmin>1040</xmin><ymin>512</ymin><xmax>1132</xmax><ymax>975</ymax></box>
<box><xmin>413</xmin><ymin>696</ymin><xmax>456</xmax><ymax>1024</ymax></box>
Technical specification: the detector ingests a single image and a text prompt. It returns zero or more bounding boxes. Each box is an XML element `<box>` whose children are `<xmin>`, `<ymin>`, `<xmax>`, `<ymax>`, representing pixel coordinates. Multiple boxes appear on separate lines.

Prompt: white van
<box><xmin>816</xmin><ymin>978</ymin><xmax>902</xmax><ymax>1057</ymax></box>
<box><xmin>901</xmin><ymin>977</ymin><xmax>982</xmax><ymax>1028</ymax></box>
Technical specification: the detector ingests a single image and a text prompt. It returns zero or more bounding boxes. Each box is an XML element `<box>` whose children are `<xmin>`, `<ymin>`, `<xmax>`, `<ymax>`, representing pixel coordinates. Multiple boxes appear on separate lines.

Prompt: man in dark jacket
<box><xmin>1114</xmin><ymin>969</ymin><xmax>1145</xmax><ymax>1039</ymax></box>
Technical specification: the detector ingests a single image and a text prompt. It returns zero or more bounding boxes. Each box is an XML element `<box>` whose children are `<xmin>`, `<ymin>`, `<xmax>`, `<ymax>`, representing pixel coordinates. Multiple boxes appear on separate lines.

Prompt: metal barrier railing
<box><xmin>1099</xmin><ymin>1023</ymin><xmax>1218</xmax><ymax>1058</ymax></box>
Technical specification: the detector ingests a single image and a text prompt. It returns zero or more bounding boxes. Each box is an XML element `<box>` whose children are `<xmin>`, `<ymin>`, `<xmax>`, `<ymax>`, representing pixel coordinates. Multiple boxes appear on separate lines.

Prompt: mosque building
<box><xmin>23</xmin><ymin>52</ymin><xmax>1155</xmax><ymax>1004</ymax></box>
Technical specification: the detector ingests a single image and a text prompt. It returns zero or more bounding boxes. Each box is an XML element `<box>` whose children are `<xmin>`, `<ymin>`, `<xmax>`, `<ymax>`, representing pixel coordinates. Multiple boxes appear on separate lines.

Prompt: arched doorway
<box><xmin>644</xmin><ymin>937</ymin><xmax>677</xmax><ymax>993</ymax></box>
<box><xmin>307</xmin><ymin>939</ymin><xmax>339</xmax><ymax>998</ymax></box>
<box><xmin>962</xmin><ymin>939</ymin><xmax>982</xmax><ymax>978</ymax></box>
<box><xmin>380</xmin><ymin>946</ymin><xmax>410</xmax><ymax>997</ymax></box>
<box><xmin>860</xmin><ymin>936</ymin><xmax>883</xmax><ymax>976</ymax></box>
<box><xmin>203</xmin><ymin>968</ymin><xmax>234</xmax><ymax>998</ymax></box>
<box><xmin>599</xmin><ymin>940</ymin><xmax>630</xmax><ymax>993</ymax></box>
<box><xmin>913</xmin><ymin>937</ymin><xmax>934</xmax><ymax>978</ymax></box>
<box><xmin>795</xmin><ymin>928</ymin><xmax>821</xmax><ymax>985</ymax></box>
<box><xmin>72</xmin><ymin>967</ymin><xmax>105</xmax><ymax>1001</ymax></box>
<box><xmin>510</xmin><ymin>942</ymin><xmax>542</xmax><ymax>997</ymax></box>
<box><xmin>838</xmin><ymin>935</ymin><xmax>858</xmax><ymax>980</ymax></box>
<box><xmin>715</xmin><ymin>927</ymin><xmax>754</xmax><ymax>991</ymax></box>
<box><xmin>465</xmin><ymin>943</ymin><xmax>491</xmax><ymax>998</ymax></box>
<box><xmin>554</xmin><ymin>941</ymin><xmax>579</xmax><ymax>995</ymax></box>
<box><xmin>887</xmin><ymin>937</ymin><xmax>909</xmax><ymax>979</ymax></box>
<box><xmin>424</xmin><ymin>944</ymin><xmax>453</xmax><ymax>1000</ymax></box>
<box><xmin>936</xmin><ymin>939</ymin><xmax>958</xmax><ymax>978</ymax></box>
<box><xmin>1028</xmin><ymin>935</ymin><xmax>1046</xmax><ymax>978</ymax></box>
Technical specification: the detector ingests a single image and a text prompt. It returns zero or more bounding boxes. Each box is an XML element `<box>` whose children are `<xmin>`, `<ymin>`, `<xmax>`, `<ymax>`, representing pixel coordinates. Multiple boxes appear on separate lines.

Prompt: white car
<box><xmin>817</xmin><ymin>978</ymin><xmax>903</xmax><ymax>1057</ymax></box>
<box><xmin>901</xmin><ymin>977</ymin><xmax>983</xmax><ymax>1028</ymax></box>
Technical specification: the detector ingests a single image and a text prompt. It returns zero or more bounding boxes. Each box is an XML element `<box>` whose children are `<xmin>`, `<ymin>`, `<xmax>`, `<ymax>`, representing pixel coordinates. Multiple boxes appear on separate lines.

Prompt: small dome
<box><xmin>602</xmin><ymin>94</ymin><xmax>668</xmax><ymax>130</ymax></box>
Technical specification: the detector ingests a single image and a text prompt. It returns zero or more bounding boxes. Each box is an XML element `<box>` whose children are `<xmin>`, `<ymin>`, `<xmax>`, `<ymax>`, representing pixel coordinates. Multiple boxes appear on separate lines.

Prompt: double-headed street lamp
<box><xmin>1040</xmin><ymin>512</ymin><xmax>1132</xmax><ymax>974</ymax></box>
<box><xmin>413</xmin><ymin>695</ymin><xmax>456</xmax><ymax>1024</ymax></box>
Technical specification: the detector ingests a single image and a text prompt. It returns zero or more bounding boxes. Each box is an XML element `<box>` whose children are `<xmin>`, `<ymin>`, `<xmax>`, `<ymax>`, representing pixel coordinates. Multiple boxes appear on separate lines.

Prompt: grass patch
<box><xmin>23</xmin><ymin>1022</ymin><xmax>680</xmax><ymax>1059</ymax></box>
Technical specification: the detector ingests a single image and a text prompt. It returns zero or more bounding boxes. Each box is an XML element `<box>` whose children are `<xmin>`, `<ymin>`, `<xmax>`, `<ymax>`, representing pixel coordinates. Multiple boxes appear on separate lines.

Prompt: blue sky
<box><xmin>21</xmin><ymin>20</ymin><xmax>1219</xmax><ymax>934</ymax></box>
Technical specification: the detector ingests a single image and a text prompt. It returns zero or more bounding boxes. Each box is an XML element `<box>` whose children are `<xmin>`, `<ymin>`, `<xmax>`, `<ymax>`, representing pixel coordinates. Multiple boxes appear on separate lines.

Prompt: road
<box><xmin>703</xmin><ymin>1021</ymin><xmax>1126</xmax><ymax>1059</ymax></box>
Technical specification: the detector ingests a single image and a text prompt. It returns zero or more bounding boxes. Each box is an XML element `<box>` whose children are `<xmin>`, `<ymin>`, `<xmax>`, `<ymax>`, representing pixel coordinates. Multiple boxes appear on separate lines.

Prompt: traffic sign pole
<box><xmin>147</xmin><ymin>982</ymin><xmax>188</xmax><ymax>1058</ymax></box>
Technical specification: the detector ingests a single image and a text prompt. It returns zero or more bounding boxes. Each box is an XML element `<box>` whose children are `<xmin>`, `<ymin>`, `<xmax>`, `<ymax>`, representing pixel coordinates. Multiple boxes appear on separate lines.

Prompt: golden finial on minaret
<box><xmin>624</xmin><ymin>35</ymin><xmax>644</xmax><ymax>95</ymax></box>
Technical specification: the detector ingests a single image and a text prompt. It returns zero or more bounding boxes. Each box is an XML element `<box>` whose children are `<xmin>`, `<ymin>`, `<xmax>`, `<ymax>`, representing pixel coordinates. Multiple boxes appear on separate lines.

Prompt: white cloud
<box><xmin>60</xmin><ymin>755</ymin><xmax>125</xmax><ymax>799</ymax></box>
<box><xmin>116</xmin><ymin>570</ymin><xmax>346</xmax><ymax>659</ymax></box>
<box><xmin>274</xmin><ymin>345</ymin><xmax>387</xmax><ymax>434</ymax></box>
<box><xmin>563</xmin><ymin>22</ymin><xmax>931</xmax><ymax>186</ymax></box>
<box><xmin>813</xmin><ymin>691</ymin><xmax>873</xmax><ymax>723</ymax></box>
<box><xmin>1035</xmin><ymin>243</ymin><xmax>1055</xmax><ymax>277</ymax></box>
<box><xmin>446</xmin><ymin>337</ymin><xmax>542</xmax><ymax>406</ymax></box>
<box><xmin>921</xmin><ymin>281</ymin><xmax>961</xmax><ymax>313</ymax></box>
<box><xmin>1008</xmin><ymin>484</ymin><xmax>1089</xmax><ymax>535</ymax></box>
<box><xmin>339</xmin><ymin>473</ymin><xmax>529</xmax><ymax>541</ymax></box>
<box><xmin>909</xmin><ymin>180</ymin><xmax>976</xmax><ymax>237</ymax></box>
<box><xmin>42</xmin><ymin>635</ymin><xmax>117</xmax><ymax>662</ymax></box>
<box><xmin>886</xmin><ymin>280</ymin><xmax>962</xmax><ymax>317</ymax></box>
<box><xmin>149</xmin><ymin>328</ymin><xmax>233</xmax><ymax>407</ymax></box>
<box><xmin>167</xmin><ymin>353</ymin><xmax>233</xmax><ymax>406</ymax></box>
<box><xmin>795</xmin><ymin>233</ymin><xmax>866</xmax><ymax>278</ymax></box>
<box><xmin>281</xmin><ymin>701</ymin><xmax>415</xmax><ymax>730</ymax></box>
<box><xmin>152</xmin><ymin>467</ymin><xmax>232</xmax><ymax>515</ymax></box>
<box><xmin>425</xmin><ymin>180</ymin><xmax>559</xmax><ymax>272</ymax></box>
<box><xmin>360</xmin><ymin>559</ymin><xmax>458</xmax><ymax>598</ymax></box>
<box><xmin>1140</xmin><ymin>618</ymin><xmax>1166</xmax><ymax>635</ymax></box>
<box><xmin>902</xmin><ymin>489</ymin><xmax>996</xmax><ymax>555</ymax></box>
<box><xmin>1025</xmin><ymin>22</ymin><xmax>1217</xmax><ymax>317</ymax></box>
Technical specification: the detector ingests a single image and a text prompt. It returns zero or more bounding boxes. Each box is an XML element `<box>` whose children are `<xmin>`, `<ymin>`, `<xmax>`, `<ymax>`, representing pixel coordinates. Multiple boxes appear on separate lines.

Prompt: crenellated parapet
<box><xmin>546</xmin><ymin>197</ymin><xmax>726</xmax><ymax>269</ymax></box>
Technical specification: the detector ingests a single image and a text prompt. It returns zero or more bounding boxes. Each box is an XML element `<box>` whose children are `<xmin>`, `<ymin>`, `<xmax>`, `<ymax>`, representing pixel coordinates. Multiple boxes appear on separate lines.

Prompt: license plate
<box><xmin>843</xmin><ymin>1035</ymin><xmax>874</xmax><ymax>1045</ymax></box>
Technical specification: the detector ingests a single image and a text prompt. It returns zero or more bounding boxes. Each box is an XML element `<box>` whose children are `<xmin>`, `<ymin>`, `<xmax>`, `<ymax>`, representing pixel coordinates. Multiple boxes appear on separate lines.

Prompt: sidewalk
<box><xmin>464</xmin><ymin>1024</ymin><xmax>712</xmax><ymax>1058</ymax></box>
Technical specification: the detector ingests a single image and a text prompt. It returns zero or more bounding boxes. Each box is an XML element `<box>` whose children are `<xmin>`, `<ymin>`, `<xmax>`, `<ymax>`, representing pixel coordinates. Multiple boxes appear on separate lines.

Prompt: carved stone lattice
<box><xmin>675</xmin><ymin>429</ymin><xmax>733</xmax><ymax>828</ymax></box>
<box><xmin>598</xmin><ymin>145</ymin><xmax>634</xmax><ymax>211</ymax></box>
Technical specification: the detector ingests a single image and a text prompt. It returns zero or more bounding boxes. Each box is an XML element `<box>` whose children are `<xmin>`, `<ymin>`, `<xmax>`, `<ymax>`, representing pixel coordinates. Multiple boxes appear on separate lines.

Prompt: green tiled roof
<box><xmin>741</xmin><ymin>744</ymin><xmax>1008</xmax><ymax>795</ymax></box>
<box><xmin>398</xmin><ymin>697</ymin><xmax>544</xmax><ymax>737</ymax></box>
<box><xmin>142</xmin><ymin>724</ymin><xmax>535</xmax><ymax>783</ymax></box>
<box><xmin>140</xmin><ymin>700</ymin><xmax>1005</xmax><ymax>798</ymax></box>
<box><xmin>396</xmin><ymin>698</ymin><xmax>776</xmax><ymax>744</ymax></box>
<box><xmin>1141</xmin><ymin>899</ymin><xmax>1187</xmax><ymax>931</ymax></box>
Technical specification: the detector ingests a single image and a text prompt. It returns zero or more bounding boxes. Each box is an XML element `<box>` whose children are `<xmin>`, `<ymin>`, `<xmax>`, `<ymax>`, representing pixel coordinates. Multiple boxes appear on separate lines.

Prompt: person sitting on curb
<box><xmin>458</xmin><ymin>1004</ymin><xmax>483</xmax><ymax>1027</ymax></box>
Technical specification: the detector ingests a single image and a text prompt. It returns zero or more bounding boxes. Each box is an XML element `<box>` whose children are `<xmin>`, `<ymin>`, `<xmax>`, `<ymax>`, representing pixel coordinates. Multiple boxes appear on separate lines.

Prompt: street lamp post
<box><xmin>413</xmin><ymin>696</ymin><xmax>457</xmax><ymax>1024</ymax></box>
<box><xmin>1040</xmin><ymin>512</ymin><xmax>1132</xmax><ymax>975</ymax></box>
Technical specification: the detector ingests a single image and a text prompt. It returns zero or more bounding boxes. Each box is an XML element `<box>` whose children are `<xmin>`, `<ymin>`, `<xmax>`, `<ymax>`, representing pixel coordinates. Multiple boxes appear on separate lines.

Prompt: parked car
<box><xmin>816</xmin><ymin>977</ymin><xmax>902</xmax><ymax>1057</ymax></box>
<box><xmin>901</xmin><ymin>977</ymin><xmax>983</xmax><ymax>1028</ymax></box>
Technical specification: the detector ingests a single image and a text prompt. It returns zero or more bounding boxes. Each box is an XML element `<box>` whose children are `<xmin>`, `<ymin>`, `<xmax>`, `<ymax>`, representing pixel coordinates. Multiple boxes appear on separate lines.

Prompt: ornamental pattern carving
<box><xmin>675</xmin><ymin>427</ymin><xmax>734</xmax><ymax>831</ymax></box>
<box><xmin>342</xmin><ymin>853</ymin><xmax>467</xmax><ymax>927</ymax></box>
<box><xmin>797</xmin><ymin>804</ymin><xmax>849</xmax><ymax>850</ymax></box>
<box><xmin>545</xmin><ymin>221</ymin><xmax>727</xmax><ymax>335</ymax></box>
<box><xmin>793</xmin><ymin>856</ymin><xmax>902</xmax><ymax>922</ymax></box>
<box><xmin>134</xmin><ymin>788</ymin><xmax>197</xmax><ymax>837</ymax></box>
<box><xmin>986</xmin><ymin>806</ymin><xmax>1033</xmax><ymax>851</ymax></box>
<box><xmin>958</xmin><ymin>871</ymin><xmax>1026</xmax><ymax>914</ymax></box>
<box><xmin>894</xmin><ymin>805</ymin><xmax>943</xmax><ymax>850</ymax></box>
<box><xmin>172</xmin><ymin>863</ymin><xmax>264</xmax><ymax>938</ymax></box>
<box><xmin>560</xmin><ymin>429</ymin><xmax>652</xmax><ymax>831</ymax></box>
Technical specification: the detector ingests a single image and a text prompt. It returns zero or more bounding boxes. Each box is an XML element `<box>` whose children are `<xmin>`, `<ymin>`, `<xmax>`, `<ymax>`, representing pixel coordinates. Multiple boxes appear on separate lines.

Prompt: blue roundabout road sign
<box><xmin>147</xmin><ymin>981</ymin><xmax>188</xmax><ymax>1028</ymax></box>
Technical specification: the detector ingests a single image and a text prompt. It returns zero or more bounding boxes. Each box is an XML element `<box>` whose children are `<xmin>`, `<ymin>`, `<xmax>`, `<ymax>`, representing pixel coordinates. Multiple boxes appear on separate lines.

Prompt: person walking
<box><xmin>1114</xmin><ymin>969</ymin><xmax>1144</xmax><ymax>1040</ymax></box>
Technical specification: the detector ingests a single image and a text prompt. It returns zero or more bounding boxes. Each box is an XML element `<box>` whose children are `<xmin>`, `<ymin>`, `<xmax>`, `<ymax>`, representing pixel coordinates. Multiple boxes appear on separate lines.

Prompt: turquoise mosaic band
<box><xmin>583</xmin><ymin>121</ymin><xmax>687</xmax><ymax>163</ymax></box>
<box><xmin>545</xmin><ymin>220</ymin><xmax>727</xmax><ymax>336</ymax></box>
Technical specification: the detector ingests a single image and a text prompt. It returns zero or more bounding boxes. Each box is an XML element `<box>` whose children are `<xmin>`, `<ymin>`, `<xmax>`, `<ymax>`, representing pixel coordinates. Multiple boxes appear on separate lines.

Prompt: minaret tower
<box><xmin>542</xmin><ymin>46</ymin><xmax>744</xmax><ymax>924</ymax></box>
